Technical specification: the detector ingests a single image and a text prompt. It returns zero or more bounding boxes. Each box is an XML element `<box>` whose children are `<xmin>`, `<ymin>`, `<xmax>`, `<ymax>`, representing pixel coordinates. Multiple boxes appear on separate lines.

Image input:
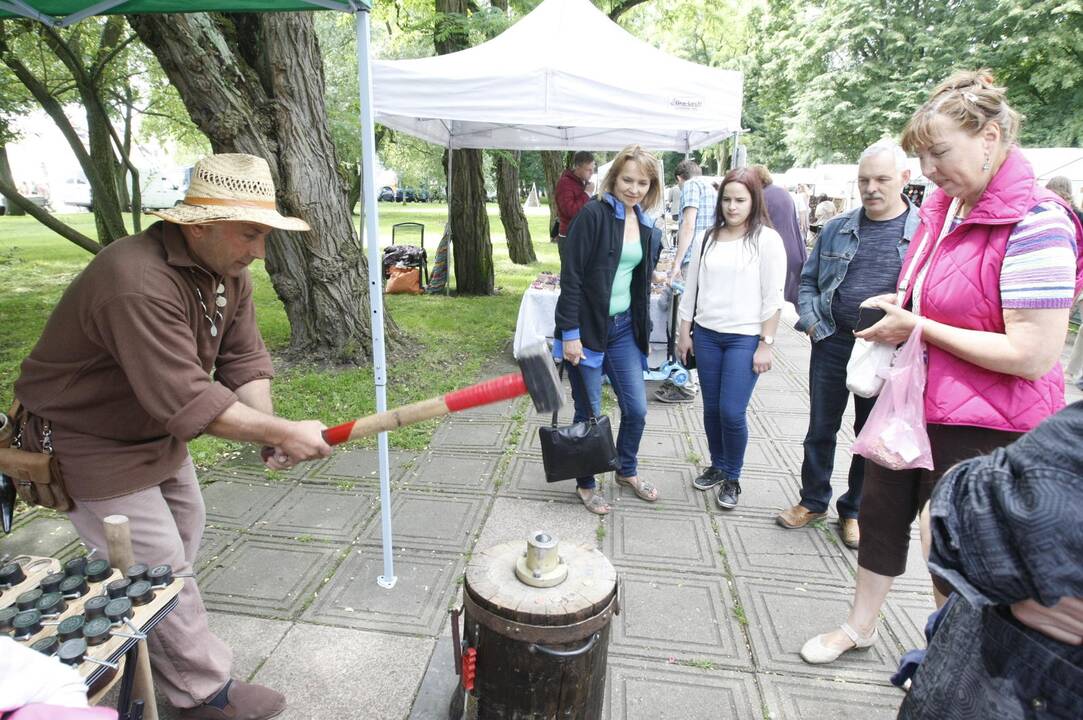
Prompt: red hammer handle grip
<box><xmin>444</xmin><ymin>373</ymin><xmax>528</xmax><ymax>412</ymax></box>
<box><xmin>260</xmin><ymin>423</ymin><xmax>355</xmax><ymax>462</ymax></box>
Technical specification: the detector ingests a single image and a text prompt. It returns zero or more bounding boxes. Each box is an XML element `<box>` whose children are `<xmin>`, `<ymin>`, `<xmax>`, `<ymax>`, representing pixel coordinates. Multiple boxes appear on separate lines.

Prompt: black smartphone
<box><xmin>854</xmin><ymin>306</ymin><xmax>887</xmax><ymax>332</ymax></box>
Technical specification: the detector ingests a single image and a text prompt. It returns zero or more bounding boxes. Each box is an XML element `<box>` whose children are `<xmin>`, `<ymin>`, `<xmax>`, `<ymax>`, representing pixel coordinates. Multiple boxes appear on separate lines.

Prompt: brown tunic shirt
<box><xmin>14</xmin><ymin>222</ymin><xmax>274</xmax><ymax>500</ymax></box>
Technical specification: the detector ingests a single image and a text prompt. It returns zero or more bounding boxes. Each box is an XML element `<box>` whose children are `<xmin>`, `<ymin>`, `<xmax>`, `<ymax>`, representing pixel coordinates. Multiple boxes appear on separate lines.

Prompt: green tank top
<box><xmin>608</xmin><ymin>235</ymin><xmax>643</xmax><ymax>316</ymax></box>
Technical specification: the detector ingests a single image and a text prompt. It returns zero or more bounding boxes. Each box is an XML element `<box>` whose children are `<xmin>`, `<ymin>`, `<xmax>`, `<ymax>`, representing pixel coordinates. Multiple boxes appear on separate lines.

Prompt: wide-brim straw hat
<box><xmin>149</xmin><ymin>153</ymin><xmax>311</xmax><ymax>232</ymax></box>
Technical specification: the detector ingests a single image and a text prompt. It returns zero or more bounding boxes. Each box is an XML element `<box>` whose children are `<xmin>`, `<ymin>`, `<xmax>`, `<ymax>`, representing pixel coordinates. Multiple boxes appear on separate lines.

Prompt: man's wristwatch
<box><xmin>759</xmin><ymin>335</ymin><xmax>775</xmax><ymax>347</ymax></box>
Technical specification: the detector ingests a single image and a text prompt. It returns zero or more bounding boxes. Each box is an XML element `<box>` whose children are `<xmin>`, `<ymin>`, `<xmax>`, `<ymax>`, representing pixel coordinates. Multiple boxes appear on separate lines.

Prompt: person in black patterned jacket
<box><xmin>898</xmin><ymin>401</ymin><xmax>1083</xmax><ymax>719</ymax></box>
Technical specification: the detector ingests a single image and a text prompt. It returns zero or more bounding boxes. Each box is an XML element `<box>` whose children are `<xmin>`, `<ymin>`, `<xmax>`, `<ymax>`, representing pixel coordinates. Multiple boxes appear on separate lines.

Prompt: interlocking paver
<box><xmin>358</xmin><ymin>489</ymin><xmax>488</xmax><ymax>551</ymax></box>
<box><xmin>477</xmin><ymin>496</ymin><xmax>598</xmax><ymax>549</ymax></box>
<box><xmin>882</xmin><ymin>591</ymin><xmax>937</xmax><ymax>652</ymax></box>
<box><xmin>401</xmin><ymin>449</ymin><xmax>501</xmax><ymax>493</ymax></box>
<box><xmin>252</xmin><ymin>623</ymin><xmax>433</xmax><ymax>720</ymax></box>
<box><xmin>0</xmin><ymin>516</ymin><xmax>81</xmax><ymax>559</ymax></box>
<box><xmin>760</xmin><ymin>674</ymin><xmax>905</xmax><ymax>719</ymax></box>
<box><xmin>734</xmin><ymin>577</ymin><xmax>900</xmax><ymax>684</ymax></box>
<box><xmin>197</xmin><ymin>526</ymin><xmax>241</xmax><ymax>571</ymax></box>
<box><xmin>720</xmin><ymin>468</ymin><xmax>801</xmax><ymax>513</ymax></box>
<box><xmin>198</xmin><ymin>536</ymin><xmax>341</xmax><ymax>618</ymax></box>
<box><xmin>604</xmin><ymin>657</ymin><xmax>762</xmax><ymax>720</ymax></box>
<box><xmin>202</xmin><ymin>478</ymin><xmax>290</xmax><ymax>530</ymax></box>
<box><xmin>251</xmin><ymin>484</ymin><xmax>377</xmax><ymax>542</ymax></box>
<box><xmin>604</xmin><ymin>507</ymin><xmax>723</xmax><ymax>573</ymax></box>
<box><xmin>430</xmin><ymin>417</ymin><xmax>511</xmax><ymax>451</ymax></box>
<box><xmin>301</xmin><ymin>547</ymin><xmax>463</xmax><ymax>635</ymax></box>
<box><xmin>612</xmin><ymin>460</ymin><xmax>706</xmax><ymax>512</ymax></box>
<box><xmin>309</xmin><ymin>448</ymin><xmax>417</xmax><ymax>484</ymax></box>
<box><xmin>716</xmin><ymin>509</ymin><xmax>853</xmax><ymax>586</ymax></box>
<box><xmin>609</xmin><ymin>568</ymin><xmax>750</xmax><ymax>667</ymax></box>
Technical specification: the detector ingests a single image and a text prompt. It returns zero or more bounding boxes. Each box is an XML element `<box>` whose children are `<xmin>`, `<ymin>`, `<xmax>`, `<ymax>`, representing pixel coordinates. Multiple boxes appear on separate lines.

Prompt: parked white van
<box><xmin>141</xmin><ymin>167</ymin><xmax>191</xmax><ymax>210</ymax></box>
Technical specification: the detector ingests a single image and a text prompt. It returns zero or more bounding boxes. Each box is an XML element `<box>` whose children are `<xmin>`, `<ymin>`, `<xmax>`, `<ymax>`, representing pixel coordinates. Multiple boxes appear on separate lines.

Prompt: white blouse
<box><xmin>678</xmin><ymin>226</ymin><xmax>786</xmax><ymax>336</ymax></box>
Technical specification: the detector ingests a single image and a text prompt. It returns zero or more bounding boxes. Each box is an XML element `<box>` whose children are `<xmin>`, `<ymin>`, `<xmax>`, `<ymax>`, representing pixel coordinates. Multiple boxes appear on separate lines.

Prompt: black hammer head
<box><xmin>517</xmin><ymin>345</ymin><xmax>565</xmax><ymax>414</ymax></box>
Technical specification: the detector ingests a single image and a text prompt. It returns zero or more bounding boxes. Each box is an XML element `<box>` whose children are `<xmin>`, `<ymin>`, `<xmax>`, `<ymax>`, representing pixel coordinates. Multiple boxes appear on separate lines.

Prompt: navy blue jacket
<box><xmin>555</xmin><ymin>197</ymin><xmax>661</xmax><ymax>356</ymax></box>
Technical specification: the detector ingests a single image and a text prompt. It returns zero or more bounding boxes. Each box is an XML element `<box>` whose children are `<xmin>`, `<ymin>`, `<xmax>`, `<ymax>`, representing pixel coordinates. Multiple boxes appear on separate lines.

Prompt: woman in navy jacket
<box><xmin>555</xmin><ymin>144</ymin><xmax>663</xmax><ymax>514</ymax></box>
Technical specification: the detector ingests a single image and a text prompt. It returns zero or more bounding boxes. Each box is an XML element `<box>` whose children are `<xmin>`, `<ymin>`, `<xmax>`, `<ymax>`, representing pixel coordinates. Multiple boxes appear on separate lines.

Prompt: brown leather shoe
<box><xmin>179</xmin><ymin>680</ymin><xmax>286</xmax><ymax>720</ymax></box>
<box><xmin>776</xmin><ymin>504</ymin><xmax>826</xmax><ymax>529</ymax></box>
<box><xmin>839</xmin><ymin>518</ymin><xmax>860</xmax><ymax>549</ymax></box>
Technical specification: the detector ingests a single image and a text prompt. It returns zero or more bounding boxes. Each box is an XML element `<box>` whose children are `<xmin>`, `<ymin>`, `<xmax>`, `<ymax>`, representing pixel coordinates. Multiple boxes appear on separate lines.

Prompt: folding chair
<box><xmin>385</xmin><ymin>221</ymin><xmax>428</xmax><ymax>286</ymax></box>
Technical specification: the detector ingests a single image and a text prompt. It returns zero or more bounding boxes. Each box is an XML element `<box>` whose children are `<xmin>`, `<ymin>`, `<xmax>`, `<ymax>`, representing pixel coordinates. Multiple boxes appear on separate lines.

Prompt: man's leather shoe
<box><xmin>180</xmin><ymin>680</ymin><xmax>286</xmax><ymax>720</ymax></box>
<box><xmin>839</xmin><ymin>518</ymin><xmax>859</xmax><ymax>549</ymax></box>
<box><xmin>776</xmin><ymin>505</ymin><xmax>826</xmax><ymax>529</ymax></box>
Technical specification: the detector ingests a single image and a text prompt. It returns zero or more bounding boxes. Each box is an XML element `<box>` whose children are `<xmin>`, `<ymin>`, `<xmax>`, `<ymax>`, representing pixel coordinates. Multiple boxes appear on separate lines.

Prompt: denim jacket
<box><xmin>795</xmin><ymin>197</ymin><xmax>920</xmax><ymax>342</ymax></box>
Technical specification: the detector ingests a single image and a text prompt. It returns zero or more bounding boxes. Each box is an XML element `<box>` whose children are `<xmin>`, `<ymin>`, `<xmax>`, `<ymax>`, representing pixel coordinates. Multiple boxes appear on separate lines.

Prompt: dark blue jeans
<box><xmin>799</xmin><ymin>332</ymin><xmax>875</xmax><ymax>518</ymax></box>
<box><xmin>566</xmin><ymin>311</ymin><xmax>647</xmax><ymax>489</ymax></box>
<box><xmin>692</xmin><ymin>325</ymin><xmax>760</xmax><ymax>479</ymax></box>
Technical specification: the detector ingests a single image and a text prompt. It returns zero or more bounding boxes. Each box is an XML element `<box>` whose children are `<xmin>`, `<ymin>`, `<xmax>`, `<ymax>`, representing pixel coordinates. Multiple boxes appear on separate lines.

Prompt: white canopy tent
<box><xmin>372</xmin><ymin>0</ymin><xmax>744</xmax><ymax>152</ymax></box>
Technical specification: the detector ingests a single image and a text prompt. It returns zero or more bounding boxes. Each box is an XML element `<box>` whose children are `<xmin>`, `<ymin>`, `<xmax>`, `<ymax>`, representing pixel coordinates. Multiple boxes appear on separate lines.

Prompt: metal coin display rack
<box><xmin>0</xmin><ymin>554</ymin><xmax>184</xmax><ymax>717</ymax></box>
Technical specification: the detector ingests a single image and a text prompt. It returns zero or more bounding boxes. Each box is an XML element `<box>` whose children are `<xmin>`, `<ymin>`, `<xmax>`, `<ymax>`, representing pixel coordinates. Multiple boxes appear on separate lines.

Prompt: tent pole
<box><xmin>731</xmin><ymin>131</ymin><xmax>740</xmax><ymax>169</ymax></box>
<box><xmin>445</xmin><ymin>142</ymin><xmax>453</xmax><ymax>295</ymax></box>
<box><xmin>354</xmin><ymin>7</ymin><xmax>396</xmax><ymax>589</ymax></box>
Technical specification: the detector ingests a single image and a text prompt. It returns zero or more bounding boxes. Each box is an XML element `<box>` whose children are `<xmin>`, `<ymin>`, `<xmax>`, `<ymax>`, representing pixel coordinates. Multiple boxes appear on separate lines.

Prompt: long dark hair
<box><xmin>706</xmin><ymin>168</ymin><xmax>775</xmax><ymax>250</ymax></box>
<box><xmin>706</xmin><ymin>168</ymin><xmax>771</xmax><ymax>255</ymax></box>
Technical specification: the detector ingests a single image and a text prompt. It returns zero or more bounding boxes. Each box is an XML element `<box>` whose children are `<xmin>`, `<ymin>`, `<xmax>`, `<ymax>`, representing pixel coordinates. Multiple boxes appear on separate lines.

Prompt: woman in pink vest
<box><xmin>801</xmin><ymin>70</ymin><xmax>1083</xmax><ymax>665</ymax></box>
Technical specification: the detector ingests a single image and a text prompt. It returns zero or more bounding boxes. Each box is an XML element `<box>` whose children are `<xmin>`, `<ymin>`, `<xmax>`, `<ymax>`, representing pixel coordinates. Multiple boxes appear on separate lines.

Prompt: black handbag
<box><xmin>538</xmin><ymin>363</ymin><xmax>619</xmax><ymax>482</ymax></box>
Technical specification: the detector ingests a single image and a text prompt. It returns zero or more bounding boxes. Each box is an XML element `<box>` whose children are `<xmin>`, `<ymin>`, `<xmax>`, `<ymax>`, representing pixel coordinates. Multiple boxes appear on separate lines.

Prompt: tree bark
<box><xmin>0</xmin><ymin>145</ymin><xmax>24</xmax><ymax>216</ymax></box>
<box><xmin>495</xmin><ymin>151</ymin><xmax>535</xmax><ymax>264</ymax></box>
<box><xmin>130</xmin><ymin>11</ymin><xmax>403</xmax><ymax>362</ymax></box>
<box><xmin>540</xmin><ymin>150</ymin><xmax>565</xmax><ymax>236</ymax></box>
<box><xmin>448</xmin><ymin>148</ymin><xmax>494</xmax><ymax>293</ymax></box>
<box><xmin>37</xmin><ymin>23</ymin><xmax>129</xmax><ymax>244</ymax></box>
<box><xmin>436</xmin><ymin>0</ymin><xmax>494</xmax><ymax>295</ymax></box>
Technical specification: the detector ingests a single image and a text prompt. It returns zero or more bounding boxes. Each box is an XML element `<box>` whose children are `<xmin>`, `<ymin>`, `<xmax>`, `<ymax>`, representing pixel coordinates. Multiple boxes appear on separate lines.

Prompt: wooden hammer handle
<box><xmin>323</xmin><ymin>397</ymin><xmax>449</xmax><ymax>444</ymax></box>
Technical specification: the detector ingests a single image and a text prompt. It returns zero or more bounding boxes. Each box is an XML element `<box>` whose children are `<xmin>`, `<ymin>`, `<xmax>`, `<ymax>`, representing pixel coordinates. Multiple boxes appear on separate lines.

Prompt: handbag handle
<box><xmin>552</xmin><ymin>360</ymin><xmax>598</xmax><ymax>427</ymax></box>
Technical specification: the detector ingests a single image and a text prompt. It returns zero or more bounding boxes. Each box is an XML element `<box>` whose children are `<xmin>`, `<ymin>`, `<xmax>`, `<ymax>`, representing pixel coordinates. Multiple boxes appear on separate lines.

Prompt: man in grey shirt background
<box><xmin>782</xmin><ymin>140</ymin><xmax>920</xmax><ymax>549</ymax></box>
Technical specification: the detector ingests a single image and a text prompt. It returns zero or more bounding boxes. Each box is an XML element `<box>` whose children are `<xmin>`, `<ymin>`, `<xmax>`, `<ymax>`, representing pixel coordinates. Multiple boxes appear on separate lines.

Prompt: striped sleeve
<box><xmin>999</xmin><ymin>201</ymin><xmax>1078</xmax><ymax>309</ymax></box>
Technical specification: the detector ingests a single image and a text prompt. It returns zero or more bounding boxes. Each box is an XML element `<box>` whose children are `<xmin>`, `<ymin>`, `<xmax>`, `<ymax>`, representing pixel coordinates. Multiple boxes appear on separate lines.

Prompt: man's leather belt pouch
<box><xmin>0</xmin><ymin>447</ymin><xmax>72</xmax><ymax>511</ymax></box>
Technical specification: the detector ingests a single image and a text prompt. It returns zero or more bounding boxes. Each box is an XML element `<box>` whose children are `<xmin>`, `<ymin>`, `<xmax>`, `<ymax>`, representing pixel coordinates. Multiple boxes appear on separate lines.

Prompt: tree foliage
<box><xmin>744</xmin><ymin>0</ymin><xmax>1083</xmax><ymax>168</ymax></box>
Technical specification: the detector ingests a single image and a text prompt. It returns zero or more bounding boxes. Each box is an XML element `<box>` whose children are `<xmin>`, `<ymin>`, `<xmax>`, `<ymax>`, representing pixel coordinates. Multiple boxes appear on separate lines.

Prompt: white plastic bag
<box><xmin>845</xmin><ymin>338</ymin><xmax>896</xmax><ymax>398</ymax></box>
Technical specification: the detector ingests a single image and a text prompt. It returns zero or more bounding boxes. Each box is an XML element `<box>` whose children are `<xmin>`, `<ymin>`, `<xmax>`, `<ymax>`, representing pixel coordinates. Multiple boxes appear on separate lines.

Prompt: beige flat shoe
<box><xmin>800</xmin><ymin>622</ymin><xmax>877</xmax><ymax>664</ymax></box>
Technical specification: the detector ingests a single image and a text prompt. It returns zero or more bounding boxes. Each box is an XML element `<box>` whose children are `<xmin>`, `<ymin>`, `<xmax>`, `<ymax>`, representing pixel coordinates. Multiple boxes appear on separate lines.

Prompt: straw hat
<box><xmin>149</xmin><ymin>153</ymin><xmax>310</xmax><ymax>232</ymax></box>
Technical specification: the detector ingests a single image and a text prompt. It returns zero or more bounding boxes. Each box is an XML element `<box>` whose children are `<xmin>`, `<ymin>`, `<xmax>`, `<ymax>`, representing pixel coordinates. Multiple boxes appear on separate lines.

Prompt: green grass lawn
<box><xmin>0</xmin><ymin>204</ymin><xmax>559</xmax><ymax>468</ymax></box>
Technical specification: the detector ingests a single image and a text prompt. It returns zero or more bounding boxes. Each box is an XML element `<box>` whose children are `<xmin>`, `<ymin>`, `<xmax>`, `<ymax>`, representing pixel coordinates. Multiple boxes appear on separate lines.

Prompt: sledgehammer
<box><xmin>261</xmin><ymin>345</ymin><xmax>563</xmax><ymax>459</ymax></box>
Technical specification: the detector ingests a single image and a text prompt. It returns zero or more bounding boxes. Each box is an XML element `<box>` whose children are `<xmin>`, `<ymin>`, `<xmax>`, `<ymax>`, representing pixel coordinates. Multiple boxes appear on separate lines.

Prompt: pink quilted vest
<box><xmin>900</xmin><ymin>147</ymin><xmax>1083</xmax><ymax>432</ymax></box>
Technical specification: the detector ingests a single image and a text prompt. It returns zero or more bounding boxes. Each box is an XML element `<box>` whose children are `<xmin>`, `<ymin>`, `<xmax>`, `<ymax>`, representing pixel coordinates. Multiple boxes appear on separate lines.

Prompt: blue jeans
<box><xmin>799</xmin><ymin>332</ymin><xmax>875</xmax><ymax>518</ymax></box>
<box><xmin>693</xmin><ymin>325</ymin><xmax>760</xmax><ymax>479</ymax></box>
<box><xmin>566</xmin><ymin>311</ymin><xmax>647</xmax><ymax>489</ymax></box>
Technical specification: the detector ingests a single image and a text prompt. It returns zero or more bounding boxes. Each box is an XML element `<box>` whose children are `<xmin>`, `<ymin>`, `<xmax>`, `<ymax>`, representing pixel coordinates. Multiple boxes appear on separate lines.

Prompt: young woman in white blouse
<box><xmin>677</xmin><ymin>167</ymin><xmax>787</xmax><ymax>510</ymax></box>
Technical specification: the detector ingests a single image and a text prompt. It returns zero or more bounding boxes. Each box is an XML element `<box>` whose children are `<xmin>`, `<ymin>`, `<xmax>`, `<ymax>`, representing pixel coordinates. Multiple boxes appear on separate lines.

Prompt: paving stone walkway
<box><xmin>5</xmin><ymin>318</ymin><xmax>1082</xmax><ymax>719</ymax></box>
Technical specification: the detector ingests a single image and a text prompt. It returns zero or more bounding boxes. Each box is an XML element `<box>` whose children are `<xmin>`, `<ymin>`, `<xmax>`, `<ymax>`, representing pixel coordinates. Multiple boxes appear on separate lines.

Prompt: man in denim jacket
<box><xmin>779</xmin><ymin>140</ymin><xmax>920</xmax><ymax>548</ymax></box>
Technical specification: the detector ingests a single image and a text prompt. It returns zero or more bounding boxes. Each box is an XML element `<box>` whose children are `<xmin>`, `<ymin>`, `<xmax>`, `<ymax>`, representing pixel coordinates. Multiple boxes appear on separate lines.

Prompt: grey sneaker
<box><xmin>654</xmin><ymin>383</ymin><xmax>695</xmax><ymax>404</ymax></box>
<box><xmin>716</xmin><ymin>479</ymin><xmax>741</xmax><ymax>510</ymax></box>
<box><xmin>693</xmin><ymin>467</ymin><xmax>724</xmax><ymax>491</ymax></box>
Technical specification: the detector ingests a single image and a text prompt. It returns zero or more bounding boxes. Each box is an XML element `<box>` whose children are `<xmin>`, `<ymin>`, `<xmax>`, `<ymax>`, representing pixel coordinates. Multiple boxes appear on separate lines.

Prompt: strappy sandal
<box><xmin>616</xmin><ymin>475</ymin><xmax>659</xmax><ymax>502</ymax></box>
<box><xmin>577</xmin><ymin>489</ymin><xmax>610</xmax><ymax>515</ymax></box>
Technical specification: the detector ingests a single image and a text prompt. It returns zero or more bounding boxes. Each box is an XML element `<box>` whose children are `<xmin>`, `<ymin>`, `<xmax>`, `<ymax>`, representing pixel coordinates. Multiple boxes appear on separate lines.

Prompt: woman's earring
<box><xmin>981</xmin><ymin>155</ymin><xmax>991</xmax><ymax>172</ymax></box>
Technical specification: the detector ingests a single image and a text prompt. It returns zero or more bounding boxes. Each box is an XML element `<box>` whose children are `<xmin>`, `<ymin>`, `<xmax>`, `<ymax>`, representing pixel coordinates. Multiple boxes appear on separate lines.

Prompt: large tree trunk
<box><xmin>436</xmin><ymin>0</ymin><xmax>494</xmax><ymax>295</ymax></box>
<box><xmin>448</xmin><ymin>148</ymin><xmax>494</xmax><ymax>294</ymax></box>
<box><xmin>495</xmin><ymin>151</ymin><xmax>535</xmax><ymax>264</ymax></box>
<box><xmin>540</xmin><ymin>150</ymin><xmax>564</xmax><ymax>237</ymax></box>
<box><xmin>130</xmin><ymin>11</ymin><xmax>403</xmax><ymax>362</ymax></box>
